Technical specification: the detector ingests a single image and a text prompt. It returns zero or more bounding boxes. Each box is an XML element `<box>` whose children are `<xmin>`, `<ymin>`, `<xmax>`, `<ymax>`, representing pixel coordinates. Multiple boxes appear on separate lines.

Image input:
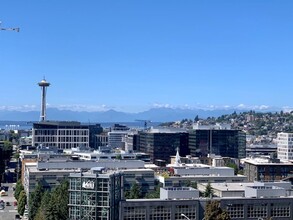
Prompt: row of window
<box><xmin>34</xmin><ymin>129</ymin><xmax>89</xmax><ymax>136</ymax></box>
<box><xmin>123</xmin><ymin>205</ymin><xmax>197</xmax><ymax>220</ymax></box>
<box><xmin>227</xmin><ymin>204</ymin><xmax>290</xmax><ymax>218</ymax></box>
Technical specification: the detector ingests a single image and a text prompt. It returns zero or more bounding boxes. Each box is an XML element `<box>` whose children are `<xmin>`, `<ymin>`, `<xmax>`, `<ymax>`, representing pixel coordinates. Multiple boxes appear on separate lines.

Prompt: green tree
<box><xmin>145</xmin><ymin>184</ymin><xmax>161</xmax><ymax>199</ymax></box>
<box><xmin>14</xmin><ymin>152</ymin><xmax>20</xmax><ymax>159</ymax></box>
<box><xmin>116</xmin><ymin>154</ymin><xmax>122</xmax><ymax>160</ymax></box>
<box><xmin>184</xmin><ymin>180</ymin><xmax>197</xmax><ymax>189</ymax></box>
<box><xmin>3</xmin><ymin>141</ymin><xmax>13</xmax><ymax>151</ymax></box>
<box><xmin>17</xmin><ymin>190</ymin><xmax>27</xmax><ymax>216</ymax></box>
<box><xmin>29</xmin><ymin>182</ymin><xmax>44</xmax><ymax>220</ymax></box>
<box><xmin>204</xmin><ymin>200</ymin><xmax>231</xmax><ymax>220</ymax></box>
<box><xmin>35</xmin><ymin>191</ymin><xmax>51</xmax><ymax>220</ymax></box>
<box><xmin>204</xmin><ymin>182</ymin><xmax>213</xmax><ymax>198</ymax></box>
<box><xmin>46</xmin><ymin>201</ymin><xmax>60</xmax><ymax>220</ymax></box>
<box><xmin>125</xmin><ymin>182</ymin><xmax>142</xmax><ymax>199</ymax></box>
<box><xmin>14</xmin><ymin>179</ymin><xmax>24</xmax><ymax>201</ymax></box>
<box><xmin>45</xmin><ymin>180</ymin><xmax>69</xmax><ymax>220</ymax></box>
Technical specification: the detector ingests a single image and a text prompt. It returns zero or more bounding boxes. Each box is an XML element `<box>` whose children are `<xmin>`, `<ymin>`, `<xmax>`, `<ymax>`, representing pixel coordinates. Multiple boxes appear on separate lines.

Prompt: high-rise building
<box><xmin>277</xmin><ymin>132</ymin><xmax>293</xmax><ymax>161</ymax></box>
<box><xmin>189</xmin><ymin>124</ymin><xmax>246</xmax><ymax>159</ymax></box>
<box><xmin>68</xmin><ymin>168</ymin><xmax>123</xmax><ymax>220</ymax></box>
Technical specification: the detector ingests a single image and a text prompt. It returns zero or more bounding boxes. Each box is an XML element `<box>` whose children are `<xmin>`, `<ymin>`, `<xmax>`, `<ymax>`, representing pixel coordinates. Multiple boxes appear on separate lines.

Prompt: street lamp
<box><xmin>181</xmin><ymin>213</ymin><xmax>191</xmax><ymax>220</ymax></box>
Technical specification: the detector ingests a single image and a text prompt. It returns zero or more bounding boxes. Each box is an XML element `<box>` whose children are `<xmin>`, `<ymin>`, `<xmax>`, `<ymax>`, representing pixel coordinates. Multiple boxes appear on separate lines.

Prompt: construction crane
<box><xmin>0</xmin><ymin>21</ymin><xmax>20</xmax><ymax>32</ymax></box>
<box><xmin>135</xmin><ymin>119</ymin><xmax>152</xmax><ymax>130</ymax></box>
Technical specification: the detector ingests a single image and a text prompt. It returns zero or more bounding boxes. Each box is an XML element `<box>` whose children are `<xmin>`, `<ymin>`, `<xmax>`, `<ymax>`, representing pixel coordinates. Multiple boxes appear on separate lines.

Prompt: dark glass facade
<box><xmin>189</xmin><ymin>129</ymin><xmax>246</xmax><ymax>159</ymax></box>
<box><xmin>88</xmin><ymin>124</ymin><xmax>103</xmax><ymax>149</ymax></box>
<box><xmin>138</xmin><ymin>132</ymin><xmax>189</xmax><ymax>163</ymax></box>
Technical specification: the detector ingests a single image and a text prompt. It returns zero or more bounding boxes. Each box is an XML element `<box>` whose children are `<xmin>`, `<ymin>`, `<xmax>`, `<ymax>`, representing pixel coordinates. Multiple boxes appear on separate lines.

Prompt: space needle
<box><xmin>38</xmin><ymin>78</ymin><xmax>50</xmax><ymax>121</ymax></box>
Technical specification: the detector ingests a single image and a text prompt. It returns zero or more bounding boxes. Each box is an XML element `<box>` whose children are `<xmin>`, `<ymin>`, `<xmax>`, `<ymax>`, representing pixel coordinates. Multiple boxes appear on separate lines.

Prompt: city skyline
<box><xmin>1</xmin><ymin>1</ymin><xmax>293</xmax><ymax>113</ymax></box>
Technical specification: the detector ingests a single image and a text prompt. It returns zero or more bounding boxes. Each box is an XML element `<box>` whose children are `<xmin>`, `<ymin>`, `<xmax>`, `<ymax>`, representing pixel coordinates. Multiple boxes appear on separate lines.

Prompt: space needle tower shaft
<box><xmin>38</xmin><ymin>79</ymin><xmax>50</xmax><ymax>121</ymax></box>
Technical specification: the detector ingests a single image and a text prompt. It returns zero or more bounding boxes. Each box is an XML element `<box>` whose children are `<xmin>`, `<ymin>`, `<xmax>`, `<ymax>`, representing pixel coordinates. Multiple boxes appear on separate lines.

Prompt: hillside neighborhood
<box><xmin>0</xmin><ymin>109</ymin><xmax>293</xmax><ymax>219</ymax></box>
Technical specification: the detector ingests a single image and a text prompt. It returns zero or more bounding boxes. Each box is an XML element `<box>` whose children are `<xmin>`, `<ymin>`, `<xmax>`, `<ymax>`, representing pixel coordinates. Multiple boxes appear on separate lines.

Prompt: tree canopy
<box><xmin>14</xmin><ymin>179</ymin><xmax>24</xmax><ymax>201</ymax></box>
<box><xmin>205</xmin><ymin>200</ymin><xmax>231</xmax><ymax>220</ymax></box>
<box><xmin>17</xmin><ymin>190</ymin><xmax>27</xmax><ymax>216</ymax></box>
<box><xmin>29</xmin><ymin>182</ymin><xmax>44</xmax><ymax>220</ymax></box>
<box><xmin>125</xmin><ymin>182</ymin><xmax>142</xmax><ymax>199</ymax></box>
<box><xmin>204</xmin><ymin>182</ymin><xmax>214</xmax><ymax>198</ymax></box>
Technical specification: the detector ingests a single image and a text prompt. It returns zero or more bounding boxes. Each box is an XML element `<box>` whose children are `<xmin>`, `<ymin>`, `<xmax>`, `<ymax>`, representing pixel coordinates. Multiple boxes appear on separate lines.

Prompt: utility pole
<box><xmin>0</xmin><ymin>21</ymin><xmax>20</xmax><ymax>32</ymax></box>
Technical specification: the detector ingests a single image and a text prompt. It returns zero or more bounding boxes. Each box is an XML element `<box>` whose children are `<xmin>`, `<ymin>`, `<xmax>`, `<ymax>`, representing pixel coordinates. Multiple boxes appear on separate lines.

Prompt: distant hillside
<box><xmin>0</xmin><ymin>107</ymin><xmax>264</xmax><ymax>123</ymax></box>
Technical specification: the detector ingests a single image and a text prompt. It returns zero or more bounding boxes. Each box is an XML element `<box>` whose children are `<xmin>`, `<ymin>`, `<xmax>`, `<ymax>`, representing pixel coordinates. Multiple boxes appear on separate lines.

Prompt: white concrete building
<box><xmin>277</xmin><ymin>132</ymin><xmax>293</xmax><ymax>160</ymax></box>
<box><xmin>160</xmin><ymin>187</ymin><xmax>199</xmax><ymax>200</ymax></box>
<box><xmin>197</xmin><ymin>181</ymin><xmax>292</xmax><ymax>198</ymax></box>
<box><xmin>108</xmin><ymin>131</ymin><xmax>129</xmax><ymax>148</ymax></box>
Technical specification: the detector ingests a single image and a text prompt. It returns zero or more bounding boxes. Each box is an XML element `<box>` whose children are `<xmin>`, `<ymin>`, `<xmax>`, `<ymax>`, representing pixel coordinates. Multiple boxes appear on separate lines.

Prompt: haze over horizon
<box><xmin>1</xmin><ymin>1</ymin><xmax>293</xmax><ymax>113</ymax></box>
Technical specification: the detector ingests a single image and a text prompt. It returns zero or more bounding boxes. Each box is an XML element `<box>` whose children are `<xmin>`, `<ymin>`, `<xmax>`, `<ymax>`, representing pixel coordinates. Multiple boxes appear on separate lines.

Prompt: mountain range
<box><xmin>0</xmin><ymin>107</ymin><xmax>273</xmax><ymax>123</ymax></box>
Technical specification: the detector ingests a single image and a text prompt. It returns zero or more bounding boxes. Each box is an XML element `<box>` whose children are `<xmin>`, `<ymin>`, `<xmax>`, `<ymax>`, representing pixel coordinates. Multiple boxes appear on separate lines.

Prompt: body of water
<box><xmin>0</xmin><ymin>121</ymin><xmax>161</xmax><ymax>130</ymax></box>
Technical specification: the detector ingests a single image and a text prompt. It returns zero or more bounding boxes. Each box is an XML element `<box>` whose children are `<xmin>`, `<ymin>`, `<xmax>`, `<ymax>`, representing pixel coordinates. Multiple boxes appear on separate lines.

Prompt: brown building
<box><xmin>243</xmin><ymin>157</ymin><xmax>293</xmax><ymax>182</ymax></box>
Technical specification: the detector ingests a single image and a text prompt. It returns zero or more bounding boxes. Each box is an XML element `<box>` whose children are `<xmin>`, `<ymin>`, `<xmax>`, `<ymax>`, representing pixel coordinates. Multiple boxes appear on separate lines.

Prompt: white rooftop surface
<box><xmin>122</xmin><ymin>168</ymin><xmax>154</xmax><ymax>172</ymax></box>
<box><xmin>24</xmin><ymin>162</ymin><xmax>37</xmax><ymax>166</ymax></box>
<box><xmin>242</xmin><ymin>157</ymin><xmax>293</xmax><ymax>165</ymax></box>
<box><xmin>208</xmin><ymin>182</ymin><xmax>254</xmax><ymax>191</ymax></box>
<box><xmin>144</xmin><ymin>164</ymin><xmax>159</xmax><ymax>169</ymax></box>
<box><xmin>167</xmin><ymin>163</ymin><xmax>211</xmax><ymax>168</ymax></box>
<box><xmin>27</xmin><ymin>166</ymin><xmax>78</xmax><ymax>173</ymax></box>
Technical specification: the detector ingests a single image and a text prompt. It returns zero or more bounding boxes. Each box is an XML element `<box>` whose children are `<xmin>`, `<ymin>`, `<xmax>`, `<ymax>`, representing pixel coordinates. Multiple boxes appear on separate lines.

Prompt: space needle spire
<box><xmin>38</xmin><ymin>78</ymin><xmax>50</xmax><ymax>121</ymax></box>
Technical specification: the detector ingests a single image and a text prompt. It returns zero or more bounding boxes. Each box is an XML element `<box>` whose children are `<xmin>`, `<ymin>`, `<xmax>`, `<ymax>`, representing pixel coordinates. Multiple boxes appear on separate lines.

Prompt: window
<box><xmin>175</xmin><ymin>205</ymin><xmax>197</xmax><ymax>220</ymax></box>
<box><xmin>247</xmin><ymin>204</ymin><xmax>267</xmax><ymax>218</ymax></box>
<box><xmin>150</xmin><ymin>206</ymin><xmax>171</xmax><ymax>220</ymax></box>
<box><xmin>271</xmin><ymin>204</ymin><xmax>290</xmax><ymax>217</ymax></box>
<box><xmin>227</xmin><ymin>204</ymin><xmax>244</xmax><ymax>218</ymax></box>
<box><xmin>123</xmin><ymin>206</ymin><xmax>146</xmax><ymax>220</ymax></box>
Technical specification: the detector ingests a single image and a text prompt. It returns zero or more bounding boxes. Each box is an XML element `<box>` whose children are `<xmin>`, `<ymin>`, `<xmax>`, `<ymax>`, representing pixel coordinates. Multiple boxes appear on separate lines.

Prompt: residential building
<box><xmin>242</xmin><ymin>157</ymin><xmax>293</xmax><ymax>182</ymax></box>
<box><xmin>277</xmin><ymin>132</ymin><xmax>293</xmax><ymax>160</ymax></box>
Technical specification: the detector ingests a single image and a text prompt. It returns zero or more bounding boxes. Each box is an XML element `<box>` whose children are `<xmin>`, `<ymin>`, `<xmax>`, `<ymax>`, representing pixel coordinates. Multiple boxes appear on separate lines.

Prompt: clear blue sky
<box><xmin>1</xmin><ymin>1</ymin><xmax>292</xmax><ymax>113</ymax></box>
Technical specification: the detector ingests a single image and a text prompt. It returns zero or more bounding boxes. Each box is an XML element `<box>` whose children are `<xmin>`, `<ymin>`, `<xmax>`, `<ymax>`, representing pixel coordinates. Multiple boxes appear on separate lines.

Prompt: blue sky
<box><xmin>0</xmin><ymin>1</ymin><xmax>292</xmax><ymax>113</ymax></box>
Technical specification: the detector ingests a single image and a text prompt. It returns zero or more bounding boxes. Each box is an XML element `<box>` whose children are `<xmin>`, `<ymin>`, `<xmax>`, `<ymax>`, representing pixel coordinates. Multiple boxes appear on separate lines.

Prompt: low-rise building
<box><xmin>242</xmin><ymin>157</ymin><xmax>293</xmax><ymax>182</ymax></box>
<box><xmin>69</xmin><ymin>169</ymin><xmax>123</xmax><ymax>220</ymax></box>
<box><xmin>120</xmin><ymin>184</ymin><xmax>293</xmax><ymax>220</ymax></box>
